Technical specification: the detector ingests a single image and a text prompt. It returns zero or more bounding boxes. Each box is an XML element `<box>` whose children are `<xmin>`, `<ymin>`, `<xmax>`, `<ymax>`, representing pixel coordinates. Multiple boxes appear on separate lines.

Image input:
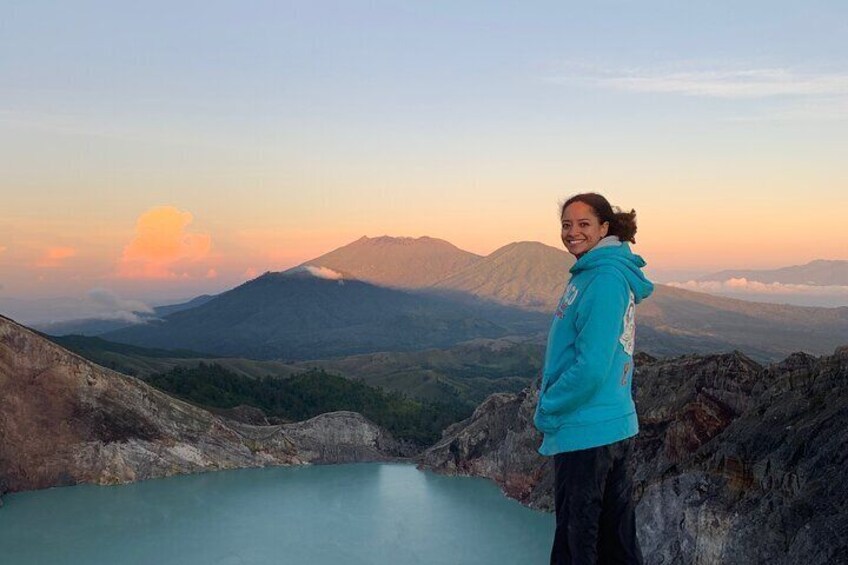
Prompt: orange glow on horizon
<box><xmin>34</xmin><ymin>247</ymin><xmax>77</xmax><ymax>268</ymax></box>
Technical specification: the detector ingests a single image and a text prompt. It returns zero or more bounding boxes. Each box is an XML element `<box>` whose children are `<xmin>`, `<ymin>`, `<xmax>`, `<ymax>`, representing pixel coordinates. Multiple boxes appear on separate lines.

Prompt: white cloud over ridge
<box><xmin>293</xmin><ymin>266</ymin><xmax>345</xmax><ymax>280</ymax></box>
<box><xmin>669</xmin><ymin>277</ymin><xmax>848</xmax><ymax>297</ymax></box>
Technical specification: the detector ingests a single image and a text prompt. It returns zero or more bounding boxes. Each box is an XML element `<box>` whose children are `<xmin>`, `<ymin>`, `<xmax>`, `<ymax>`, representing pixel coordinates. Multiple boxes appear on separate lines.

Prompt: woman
<box><xmin>534</xmin><ymin>192</ymin><xmax>653</xmax><ymax>565</ymax></box>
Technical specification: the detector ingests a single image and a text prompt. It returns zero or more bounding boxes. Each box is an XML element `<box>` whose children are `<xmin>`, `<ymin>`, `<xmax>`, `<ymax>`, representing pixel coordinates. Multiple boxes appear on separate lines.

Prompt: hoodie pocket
<box><xmin>533</xmin><ymin>403</ymin><xmax>563</xmax><ymax>433</ymax></box>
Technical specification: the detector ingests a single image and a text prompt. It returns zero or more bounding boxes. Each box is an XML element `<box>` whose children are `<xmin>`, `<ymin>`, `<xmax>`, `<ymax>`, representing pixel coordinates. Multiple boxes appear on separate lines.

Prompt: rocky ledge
<box><xmin>0</xmin><ymin>314</ymin><xmax>409</xmax><ymax>503</ymax></box>
<box><xmin>420</xmin><ymin>348</ymin><xmax>848</xmax><ymax>564</ymax></box>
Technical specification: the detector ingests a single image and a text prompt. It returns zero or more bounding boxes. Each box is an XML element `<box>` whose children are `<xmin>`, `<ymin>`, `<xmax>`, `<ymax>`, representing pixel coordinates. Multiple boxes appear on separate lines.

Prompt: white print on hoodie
<box><xmin>619</xmin><ymin>290</ymin><xmax>636</xmax><ymax>356</ymax></box>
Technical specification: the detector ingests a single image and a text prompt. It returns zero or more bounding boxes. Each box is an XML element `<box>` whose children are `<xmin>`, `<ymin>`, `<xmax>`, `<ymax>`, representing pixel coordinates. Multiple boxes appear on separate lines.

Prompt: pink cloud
<box><xmin>116</xmin><ymin>206</ymin><xmax>213</xmax><ymax>279</ymax></box>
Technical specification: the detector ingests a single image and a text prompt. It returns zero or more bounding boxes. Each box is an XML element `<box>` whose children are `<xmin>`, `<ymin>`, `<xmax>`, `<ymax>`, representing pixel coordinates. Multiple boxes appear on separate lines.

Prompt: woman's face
<box><xmin>561</xmin><ymin>201</ymin><xmax>609</xmax><ymax>257</ymax></box>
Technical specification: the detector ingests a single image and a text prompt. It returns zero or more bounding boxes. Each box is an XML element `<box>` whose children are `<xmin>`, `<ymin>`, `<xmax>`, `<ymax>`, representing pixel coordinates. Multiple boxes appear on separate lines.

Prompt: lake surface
<box><xmin>0</xmin><ymin>463</ymin><xmax>554</xmax><ymax>564</ymax></box>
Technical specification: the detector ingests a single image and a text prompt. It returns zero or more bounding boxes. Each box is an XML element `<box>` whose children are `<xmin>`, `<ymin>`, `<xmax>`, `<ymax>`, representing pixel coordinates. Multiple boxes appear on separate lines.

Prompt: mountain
<box><xmin>0</xmin><ymin>314</ymin><xmax>409</xmax><ymax>500</ymax></box>
<box><xmin>152</xmin><ymin>294</ymin><xmax>218</xmax><ymax>316</ymax></box>
<box><xmin>421</xmin><ymin>346</ymin><xmax>848</xmax><ymax>564</ymax></box>
<box><xmin>433</xmin><ymin>241</ymin><xmax>574</xmax><ymax>311</ymax></box>
<box><xmin>102</xmin><ymin>270</ymin><xmax>546</xmax><ymax>361</ymax></box>
<box><xmin>700</xmin><ymin>259</ymin><xmax>848</xmax><ymax>286</ymax></box>
<box><xmin>299</xmin><ymin>235</ymin><xmax>481</xmax><ymax>288</ymax></box>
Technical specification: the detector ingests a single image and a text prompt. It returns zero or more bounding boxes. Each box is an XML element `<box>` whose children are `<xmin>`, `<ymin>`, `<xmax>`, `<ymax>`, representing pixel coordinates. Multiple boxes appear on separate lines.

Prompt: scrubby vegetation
<box><xmin>145</xmin><ymin>363</ymin><xmax>472</xmax><ymax>446</ymax></box>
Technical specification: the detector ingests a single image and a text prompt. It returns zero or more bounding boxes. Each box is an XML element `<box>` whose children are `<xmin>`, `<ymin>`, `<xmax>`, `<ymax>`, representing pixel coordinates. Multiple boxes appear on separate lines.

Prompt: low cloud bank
<box><xmin>669</xmin><ymin>278</ymin><xmax>848</xmax><ymax>302</ymax></box>
<box><xmin>86</xmin><ymin>288</ymin><xmax>155</xmax><ymax>323</ymax></box>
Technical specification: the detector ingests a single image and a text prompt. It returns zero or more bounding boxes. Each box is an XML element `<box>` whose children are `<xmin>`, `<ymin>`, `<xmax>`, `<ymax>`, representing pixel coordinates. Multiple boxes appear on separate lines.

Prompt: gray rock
<box><xmin>0</xmin><ymin>314</ymin><xmax>408</xmax><ymax>495</ymax></box>
<box><xmin>419</xmin><ymin>386</ymin><xmax>553</xmax><ymax>509</ymax></box>
<box><xmin>420</xmin><ymin>347</ymin><xmax>848</xmax><ymax>564</ymax></box>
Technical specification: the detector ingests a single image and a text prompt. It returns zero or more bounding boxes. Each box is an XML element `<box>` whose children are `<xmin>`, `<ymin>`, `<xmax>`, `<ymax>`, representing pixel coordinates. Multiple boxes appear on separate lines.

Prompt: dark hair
<box><xmin>560</xmin><ymin>192</ymin><xmax>638</xmax><ymax>243</ymax></box>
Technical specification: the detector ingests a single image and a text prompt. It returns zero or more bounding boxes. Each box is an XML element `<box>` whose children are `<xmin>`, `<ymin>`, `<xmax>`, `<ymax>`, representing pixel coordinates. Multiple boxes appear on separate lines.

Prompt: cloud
<box><xmin>603</xmin><ymin>69</ymin><xmax>846</xmax><ymax>99</ymax></box>
<box><xmin>35</xmin><ymin>246</ymin><xmax>77</xmax><ymax>268</ymax></box>
<box><xmin>243</xmin><ymin>267</ymin><xmax>259</xmax><ymax>279</ymax></box>
<box><xmin>669</xmin><ymin>277</ymin><xmax>848</xmax><ymax>297</ymax></box>
<box><xmin>293</xmin><ymin>266</ymin><xmax>344</xmax><ymax>280</ymax></box>
<box><xmin>86</xmin><ymin>288</ymin><xmax>154</xmax><ymax>322</ymax></box>
<box><xmin>544</xmin><ymin>64</ymin><xmax>848</xmax><ymax>121</ymax></box>
<box><xmin>550</xmin><ymin>66</ymin><xmax>848</xmax><ymax>100</ymax></box>
<box><xmin>205</xmin><ymin>268</ymin><xmax>218</xmax><ymax>279</ymax></box>
<box><xmin>0</xmin><ymin>245</ymin><xmax>6</xmax><ymax>254</ymax></box>
<box><xmin>117</xmin><ymin>206</ymin><xmax>212</xmax><ymax>279</ymax></box>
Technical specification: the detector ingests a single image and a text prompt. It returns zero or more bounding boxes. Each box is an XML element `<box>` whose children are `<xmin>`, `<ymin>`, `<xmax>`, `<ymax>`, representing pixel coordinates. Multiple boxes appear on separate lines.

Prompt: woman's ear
<box><xmin>601</xmin><ymin>221</ymin><xmax>609</xmax><ymax>238</ymax></box>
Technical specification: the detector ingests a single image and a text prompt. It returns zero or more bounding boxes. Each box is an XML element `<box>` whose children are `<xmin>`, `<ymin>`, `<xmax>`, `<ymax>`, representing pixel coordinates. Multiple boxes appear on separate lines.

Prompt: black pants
<box><xmin>550</xmin><ymin>438</ymin><xmax>643</xmax><ymax>565</ymax></box>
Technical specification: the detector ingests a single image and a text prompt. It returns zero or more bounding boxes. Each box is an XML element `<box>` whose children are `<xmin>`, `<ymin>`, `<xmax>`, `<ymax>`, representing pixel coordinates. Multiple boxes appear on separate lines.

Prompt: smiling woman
<box><xmin>560</xmin><ymin>193</ymin><xmax>638</xmax><ymax>258</ymax></box>
<box><xmin>535</xmin><ymin>192</ymin><xmax>653</xmax><ymax>564</ymax></box>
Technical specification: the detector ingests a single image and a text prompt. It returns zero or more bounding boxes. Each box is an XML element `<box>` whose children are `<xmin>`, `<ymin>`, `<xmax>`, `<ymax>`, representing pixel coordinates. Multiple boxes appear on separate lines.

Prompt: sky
<box><xmin>2</xmin><ymin>1</ymin><xmax>847</xmax><ymax>321</ymax></box>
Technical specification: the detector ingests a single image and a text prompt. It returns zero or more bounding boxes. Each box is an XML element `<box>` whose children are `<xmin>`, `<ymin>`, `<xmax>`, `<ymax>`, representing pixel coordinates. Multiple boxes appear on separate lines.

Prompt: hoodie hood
<box><xmin>569</xmin><ymin>238</ymin><xmax>654</xmax><ymax>303</ymax></box>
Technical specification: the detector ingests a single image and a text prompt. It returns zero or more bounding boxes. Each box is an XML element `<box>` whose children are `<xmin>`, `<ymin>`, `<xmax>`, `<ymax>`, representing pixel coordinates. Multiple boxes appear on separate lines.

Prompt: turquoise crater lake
<box><xmin>0</xmin><ymin>463</ymin><xmax>554</xmax><ymax>564</ymax></box>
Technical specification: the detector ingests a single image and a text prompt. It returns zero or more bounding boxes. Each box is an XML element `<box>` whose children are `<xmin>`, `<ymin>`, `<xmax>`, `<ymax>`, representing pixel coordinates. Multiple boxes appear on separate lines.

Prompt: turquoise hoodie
<box><xmin>534</xmin><ymin>237</ymin><xmax>654</xmax><ymax>455</ymax></box>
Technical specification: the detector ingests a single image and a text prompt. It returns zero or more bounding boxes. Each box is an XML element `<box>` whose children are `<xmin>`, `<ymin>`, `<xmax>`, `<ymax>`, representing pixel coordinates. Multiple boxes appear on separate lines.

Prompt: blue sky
<box><xmin>1</xmin><ymin>1</ymin><xmax>847</xmax><ymax>316</ymax></box>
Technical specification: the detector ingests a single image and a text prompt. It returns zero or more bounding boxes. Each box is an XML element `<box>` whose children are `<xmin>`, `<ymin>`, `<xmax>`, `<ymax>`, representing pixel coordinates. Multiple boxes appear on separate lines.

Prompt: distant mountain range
<box><xmin>701</xmin><ymin>259</ymin><xmax>848</xmax><ymax>286</ymax></box>
<box><xmin>102</xmin><ymin>270</ymin><xmax>545</xmax><ymax>361</ymax></box>
<box><xmin>39</xmin><ymin>235</ymin><xmax>848</xmax><ymax>362</ymax></box>
<box><xmin>637</xmin><ymin>284</ymin><xmax>848</xmax><ymax>359</ymax></box>
<box><xmin>302</xmin><ymin>236</ymin><xmax>574</xmax><ymax>311</ymax></box>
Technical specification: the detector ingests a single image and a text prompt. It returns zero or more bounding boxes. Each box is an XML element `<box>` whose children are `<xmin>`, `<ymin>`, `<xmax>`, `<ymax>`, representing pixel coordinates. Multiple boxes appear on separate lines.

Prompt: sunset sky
<box><xmin>2</xmin><ymin>1</ymin><xmax>847</xmax><ymax>321</ymax></box>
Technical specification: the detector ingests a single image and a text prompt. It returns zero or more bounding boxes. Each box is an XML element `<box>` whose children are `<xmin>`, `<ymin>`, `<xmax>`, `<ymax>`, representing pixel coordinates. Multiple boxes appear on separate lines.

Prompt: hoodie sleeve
<box><xmin>539</xmin><ymin>271</ymin><xmax>628</xmax><ymax>417</ymax></box>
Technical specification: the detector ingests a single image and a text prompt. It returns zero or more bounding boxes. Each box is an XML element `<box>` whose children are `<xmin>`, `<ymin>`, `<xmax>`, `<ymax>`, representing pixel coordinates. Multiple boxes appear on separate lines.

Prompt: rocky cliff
<box><xmin>420</xmin><ymin>348</ymin><xmax>848</xmax><ymax>564</ymax></box>
<box><xmin>0</xmin><ymin>314</ymin><xmax>408</xmax><ymax>503</ymax></box>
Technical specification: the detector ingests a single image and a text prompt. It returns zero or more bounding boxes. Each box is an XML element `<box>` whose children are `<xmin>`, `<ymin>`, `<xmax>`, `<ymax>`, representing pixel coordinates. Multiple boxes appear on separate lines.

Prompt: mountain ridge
<box><xmin>101</xmin><ymin>272</ymin><xmax>544</xmax><ymax>360</ymax></box>
<box><xmin>50</xmin><ymin>235</ymin><xmax>848</xmax><ymax>362</ymax></box>
<box><xmin>299</xmin><ymin>234</ymin><xmax>482</xmax><ymax>288</ymax></box>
